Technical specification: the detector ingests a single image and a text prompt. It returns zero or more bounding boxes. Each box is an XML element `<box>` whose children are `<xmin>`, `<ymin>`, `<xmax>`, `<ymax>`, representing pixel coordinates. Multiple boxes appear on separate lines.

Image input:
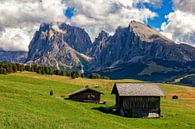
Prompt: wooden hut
<box><xmin>68</xmin><ymin>87</ymin><xmax>103</xmax><ymax>103</ymax></box>
<box><xmin>111</xmin><ymin>83</ymin><xmax>164</xmax><ymax>118</ymax></box>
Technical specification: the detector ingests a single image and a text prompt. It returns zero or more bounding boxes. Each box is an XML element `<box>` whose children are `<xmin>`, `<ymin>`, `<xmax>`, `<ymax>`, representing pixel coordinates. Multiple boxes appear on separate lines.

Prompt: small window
<box><xmin>87</xmin><ymin>94</ymin><xmax>95</xmax><ymax>99</ymax></box>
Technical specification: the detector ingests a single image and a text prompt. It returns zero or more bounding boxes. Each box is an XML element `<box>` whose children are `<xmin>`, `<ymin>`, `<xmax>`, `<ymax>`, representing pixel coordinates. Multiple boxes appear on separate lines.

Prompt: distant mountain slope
<box><xmin>173</xmin><ymin>74</ymin><xmax>195</xmax><ymax>87</ymax></box>
<box><xmin>98</xmin><ymin>59</ymin><xmax>195</xmax><ymax>82</ymax></box>
<box><xmin>0</xmin><ymin>49</ymin><xmax>27</xmax><ymax>63</ymax></box>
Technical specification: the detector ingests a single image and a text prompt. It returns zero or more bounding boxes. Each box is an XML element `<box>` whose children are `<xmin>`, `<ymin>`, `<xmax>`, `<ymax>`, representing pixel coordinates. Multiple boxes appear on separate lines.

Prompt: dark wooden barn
<box><xmin>111</xmin><ymin>83</ymin><xmax>164</xmax><ymax>118</ymax></box>
<box><xmin>68</xmin><ymin>87</ymin><xmax>103</xmax><ymax>103</ymax></box>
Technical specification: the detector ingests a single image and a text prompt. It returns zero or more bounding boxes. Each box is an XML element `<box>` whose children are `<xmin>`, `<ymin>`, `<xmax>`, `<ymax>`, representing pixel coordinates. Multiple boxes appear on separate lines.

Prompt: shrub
<box><xmin>101</xmin><ymin>76</ymin><xmax>110</xmax><ymax>80</ymax></box>
<box><xmin>50</xmin><ymin>90</ymin><xmax>53</xmax><ymax>96</ymax></box>
<box><xmin>89</xmin><ymin>73</ymin><xmax>101</xmax><ymax>79</ymax></box>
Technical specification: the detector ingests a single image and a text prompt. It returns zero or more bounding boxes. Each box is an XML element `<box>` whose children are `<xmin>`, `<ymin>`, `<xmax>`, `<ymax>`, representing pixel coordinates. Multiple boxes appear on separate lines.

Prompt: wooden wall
<box><xmin>69</xmin><ymin>91</ymin><xmax>101</xmax><ymax>102</ymax></box>
<box><xmin>116</xmin><ymin>96</ymin><xmax>161</xmax><ymax>117</ymax></box>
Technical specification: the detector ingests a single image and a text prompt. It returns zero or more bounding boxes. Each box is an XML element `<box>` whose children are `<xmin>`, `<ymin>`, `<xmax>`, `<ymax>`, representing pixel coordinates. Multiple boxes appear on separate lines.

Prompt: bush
<box><xmin>101</xmin><ymin>76</ymin><xmax>110</xmax><ymax>80</ymax></box>
<box><xmin>89</xmin><ymin>73</ymin><xmax>101</xmax><ymax>79</ymax></box>
<box><xmin>50</xmin><ymin>90</ymin><xmax>53</xmax><ymax>96</ymax></box>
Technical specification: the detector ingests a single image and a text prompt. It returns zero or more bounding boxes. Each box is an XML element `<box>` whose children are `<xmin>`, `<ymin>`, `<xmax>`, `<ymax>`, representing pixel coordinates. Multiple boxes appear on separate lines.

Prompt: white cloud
<box><xmin>140</xmin><ymin>0</ymin><xmax>162</xmax><ymax>8</ymax></box>
<box><xmin>161</xmin><ymin>0</ymin><xmax>195</xmax><ymax>46</ymax></box>
<box><xmin>64</xmin><ymin>0</ymin><xmax>157</xmax><ymax>40</ymax></box>
<box><xmin>0</xmin><ymin>0</ymin><xmax>67</xmax><ymax>51</ymax></box>
<box><xmin>0</xmin><ymin>0</ymin><xmax>158</xmax><ymax>51</ymax></box>
<box><xmin>172</xmin><ymin>0</ymin><xmax>195</xmax><ymax>14</ymax></box>
<box><xmin>0</xmin><ymin>27</ymin><xmax>30</xmax><ymax>51</ymax></box>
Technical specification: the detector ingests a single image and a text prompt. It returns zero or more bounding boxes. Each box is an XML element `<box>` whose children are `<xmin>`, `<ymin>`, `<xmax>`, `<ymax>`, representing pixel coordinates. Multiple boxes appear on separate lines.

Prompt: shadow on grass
<box><xmin>92</xmin><ymin>106</ymin><xmax>119</xmax><ymax>115</ymax></box>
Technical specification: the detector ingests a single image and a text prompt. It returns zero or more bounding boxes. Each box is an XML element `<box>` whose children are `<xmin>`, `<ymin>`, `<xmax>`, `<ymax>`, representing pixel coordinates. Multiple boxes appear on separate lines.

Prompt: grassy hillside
<box><xmin>0</xmin><ymin>72</ymin><xmax>195</xmax><ymax>129</ymax></box>
<box><xmin>173</xmin><ymin>74</ymin><xmax>195</xmax><ymax>87</ymax></box>
<box><xmin>100</xmin><ymin>59</ymin><xmax>195</xmax><ymax>82</ymax></box>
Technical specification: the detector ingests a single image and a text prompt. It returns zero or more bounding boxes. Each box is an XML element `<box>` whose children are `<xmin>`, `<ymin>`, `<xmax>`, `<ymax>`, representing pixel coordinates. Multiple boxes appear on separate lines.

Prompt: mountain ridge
<box><xmin>0</xmin><ymin>49</ymin><xmax>27</xmax><ymax>63</ymax></box>
<box><xmin>1</xmin><ymin>20</ymin><xmax>195</xmax><ymax>81</ymax></box>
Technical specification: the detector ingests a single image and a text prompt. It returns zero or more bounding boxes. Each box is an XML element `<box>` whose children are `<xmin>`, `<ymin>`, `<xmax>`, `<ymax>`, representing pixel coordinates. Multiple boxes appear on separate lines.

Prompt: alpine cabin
<box><xmin>68</xmin><ymin>87</ymin><xmax>103</xmax><ymax>103</ymax></box>
<box><xmin>111</xmin><ymin>83</ymin><xmax>164</xmax><ymax>118</ymax></box>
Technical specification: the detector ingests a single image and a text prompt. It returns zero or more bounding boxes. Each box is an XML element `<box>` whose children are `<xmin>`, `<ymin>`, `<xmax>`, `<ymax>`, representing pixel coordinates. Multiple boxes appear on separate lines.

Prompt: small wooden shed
<box><xmin>111</xmin><ymin>83</ymin><xmax>164</xmax><ymax>118</ymax></box>
<box><xmin>68</xmin><ymin>87</ymin><xmax>103</xmax><ymax>103</ymax></box>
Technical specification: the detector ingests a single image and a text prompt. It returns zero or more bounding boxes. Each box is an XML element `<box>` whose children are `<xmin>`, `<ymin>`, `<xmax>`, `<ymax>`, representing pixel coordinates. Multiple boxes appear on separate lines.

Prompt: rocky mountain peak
<box><xmin>25</xmin><ymin>21</ymin><xmax>195</xmax><ymax>75</ymax></box>
<box><xmin>26</xmin><ymin>23</ymin><xmax>92</xmax><ymax>70</ymax></box>
<box><xmin>97</xmin><ymin>31</ymin><xmax>109</xmax><ymax>40</ymax></box>
<box><xmin>129</xmin><ymin>20</ymin><xmax>174</xmax><ymax>44</ymax></box>
<box><xmin>88</xmin><ymin>20</ymin><xmax>195</xmax><ymax>71</ymax></box>
<box><xmin>89</xmin><ymin>30</ymin><xmax>109</xmax><ymax>57</ymax></box>
<box><xmin>39</xmin><ymin>23</ymin><xmax>50</xmax><ymax>32</ymax></box>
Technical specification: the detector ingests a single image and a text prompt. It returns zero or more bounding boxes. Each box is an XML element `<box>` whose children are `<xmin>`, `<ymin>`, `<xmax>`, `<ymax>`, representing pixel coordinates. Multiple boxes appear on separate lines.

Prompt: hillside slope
<box><xmin>0</xmin><ymin>72</ymin><xmax>195</xmax><ymax>129</ymax></box>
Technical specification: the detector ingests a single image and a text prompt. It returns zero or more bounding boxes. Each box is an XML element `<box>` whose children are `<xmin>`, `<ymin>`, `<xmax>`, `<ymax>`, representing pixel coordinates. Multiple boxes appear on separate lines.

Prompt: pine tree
<box><xmin>0</xmin><ymin>68</ymin><xmax>7</xmax><ymax>74</ymax></box>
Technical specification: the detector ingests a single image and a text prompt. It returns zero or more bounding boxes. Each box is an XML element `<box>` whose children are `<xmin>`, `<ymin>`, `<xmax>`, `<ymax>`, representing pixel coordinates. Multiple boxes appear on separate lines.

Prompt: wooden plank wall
<box><xmin>120</xmin><ymin>96</ymin><xmax>160</xmax><ymax>117</ymax></box>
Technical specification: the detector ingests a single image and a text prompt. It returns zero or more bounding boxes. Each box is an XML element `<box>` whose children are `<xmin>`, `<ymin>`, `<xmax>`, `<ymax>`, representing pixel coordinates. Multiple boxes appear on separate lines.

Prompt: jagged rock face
<box><xmin>26</xmin><ymin>21</ymin><xmax>195</xmax><ymax>74</ymax></box>
<box><xmin>89</xmin><ymin>31</ymin><xmax>109</xmax><ymax>57</ymax></box>
<box><xmin>90</xmin><ymin>21</ymin><xmax>195</xmax><ymax>70</ymax></box>
<box><xmin>26</xmin><ymin>23</ymin><xmax>92</xmax><ymax>70</ymax></box>
<box><xmin>0</xmin><ymin>49</ymin><xmax>27</xmax><ymax>63</ymax></box>
<box><xmin>58</xmin><ymin>23</ymin><xmax>92</xmax><ymax>54</ymax></box>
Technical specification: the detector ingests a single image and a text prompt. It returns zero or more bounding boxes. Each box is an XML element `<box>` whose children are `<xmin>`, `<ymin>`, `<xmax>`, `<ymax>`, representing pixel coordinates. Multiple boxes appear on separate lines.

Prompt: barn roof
<box><xmin>68</xmin><ymin>87</ymin><xmax>103</xmax><ymax>96</ymax></box>
<box><xmin>111</xmin><ymin>83</ymin><xmax>165</xmax><ymax>96</ymax></box>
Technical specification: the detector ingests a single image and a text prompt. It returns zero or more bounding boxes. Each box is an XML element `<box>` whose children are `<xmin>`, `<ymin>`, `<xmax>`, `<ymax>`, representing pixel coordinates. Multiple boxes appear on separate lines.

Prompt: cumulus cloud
<box><xmin>0</xmin><ymin>0</ymin><xmax>158</xmax><ymax>51</ymax></box>
<box><xmin>140</xmin><ymin>0</ymin><xmax>163</xmax><ymax>8</ymax></box>
<box><xmin>161</xmin><ymin>0</ymin><xmax>195</xmax><ymax>46</ymax></box>
<box><xmin>0</xmin><ymin>0</ymin><xmax>67</xmax><ymax>51</ymax></box>
<box><xmin>172</xmin><ymin>0</ymin><xmax>195</xmax><ymax>14</ymax></box>
<box><xmin>0</xmin><ymin>28</ymin><xmax>30</xmax><ymax>51</ymax></box>
<box><xmin>63</xmin><ymin>0</ymin><xmax>157</xmax><ymax>40</ymax></box>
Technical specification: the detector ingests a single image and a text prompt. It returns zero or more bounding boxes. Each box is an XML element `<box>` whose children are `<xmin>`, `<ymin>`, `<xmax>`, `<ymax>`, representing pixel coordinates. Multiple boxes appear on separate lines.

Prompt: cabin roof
<box><xmin>68</xmin><ymin>87</ymin><xmax>103</xmax><ymax>96</ymax></box>
<box><xmin>111</xmin><ymin>83</ymin><xmax>165</xmax><ymax>96</ymax></box>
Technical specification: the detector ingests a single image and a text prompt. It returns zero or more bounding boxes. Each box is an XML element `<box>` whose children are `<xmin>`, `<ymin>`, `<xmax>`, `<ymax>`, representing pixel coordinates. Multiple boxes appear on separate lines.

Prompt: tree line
<box><xmin>0</xmin><ymin>62</ymin><xmax>109</xmax><ymax>79</ymax></box>
<box><xmin>0</xmin><ymin>62</ymin><xmax>81</xmax><ymax>79</ymax></box>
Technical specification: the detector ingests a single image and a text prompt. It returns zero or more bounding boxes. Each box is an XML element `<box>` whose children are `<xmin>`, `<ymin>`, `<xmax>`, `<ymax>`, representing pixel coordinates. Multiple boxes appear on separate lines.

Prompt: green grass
<box><xmin>173</xmin><ymin>74</ymin><xmax>195</xmax><ymax>83</ymax></box>
<box><xmin>138</xmin><ymin>62</ymin><xmax>174</xmax><ymax>76</ymax></box>
<box><xmin>0</xmin><ymin>72</ymin><xmax>195</xmax><ymax>129</ymax></box>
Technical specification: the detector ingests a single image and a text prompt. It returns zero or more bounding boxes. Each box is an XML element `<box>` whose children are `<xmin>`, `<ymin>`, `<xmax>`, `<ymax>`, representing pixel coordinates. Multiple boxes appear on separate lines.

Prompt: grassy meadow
<box><xmin>0</xmin><ymin>72</ymin><xmax>195</xmax><ymax>129</ymax></box>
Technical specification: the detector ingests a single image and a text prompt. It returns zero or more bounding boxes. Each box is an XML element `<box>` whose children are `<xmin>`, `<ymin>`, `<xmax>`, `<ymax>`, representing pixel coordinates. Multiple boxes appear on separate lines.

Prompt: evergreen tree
<box><xmin>25</xmin><ymin>65</ymin><xmax>31</xmax><ymax>71</ymax></box>
<box><xmin>0</xmin><ymin>68</ymin><xmax>7</xmax><ymax>74</ymax></box>
<box><xmin>12</xmin><ymin>63</ymin><xmax>17</xmax><ymax>72</ymax></box>
<box><xmin>71</xmin><ymin>71</ymin><xmax>81</xmax><ymax>79</ymax></box>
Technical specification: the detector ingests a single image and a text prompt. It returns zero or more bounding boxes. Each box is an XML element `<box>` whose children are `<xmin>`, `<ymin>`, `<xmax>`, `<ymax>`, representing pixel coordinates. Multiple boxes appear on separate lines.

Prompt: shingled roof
<box><xmin>68</xmin><ymin>87</ymin><xmax>103</xmax><ymax>96</ymax></box>
<box><xmin>111</xmin><ymin>83</ymin><xmax>164</xmax><ymax>96</ymax></box>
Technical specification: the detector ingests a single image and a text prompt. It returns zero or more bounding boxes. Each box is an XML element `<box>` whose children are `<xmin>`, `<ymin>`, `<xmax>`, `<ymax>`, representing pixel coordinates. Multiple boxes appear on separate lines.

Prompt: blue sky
<box><xmin>64</xmin><ymin>7</ymin><xmax>74</xmax><ymax>19</ymax></box>
<box><xmin>145</xmin><ymin>0</ymin><xmax>173</xmax><ymax>29</ymax></box>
